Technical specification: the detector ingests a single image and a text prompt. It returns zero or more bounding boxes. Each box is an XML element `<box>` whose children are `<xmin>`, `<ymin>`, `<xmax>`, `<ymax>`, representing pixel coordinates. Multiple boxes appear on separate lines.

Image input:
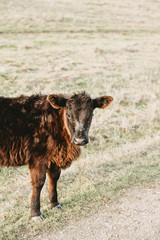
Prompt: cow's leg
<box><xmin>47</xmin><ymin>163</ymin><xmax>61</xmax><ymax>209</ymax></box>
<box><xmin>29</xmin><ymin>163</ymin><xmax>46</xmax><ymax>220</ymax></box>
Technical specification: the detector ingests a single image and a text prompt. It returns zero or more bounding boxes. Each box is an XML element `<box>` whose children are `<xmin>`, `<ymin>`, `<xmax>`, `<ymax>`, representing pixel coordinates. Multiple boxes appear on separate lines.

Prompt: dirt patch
<box><xmin>36</xmin><ymin>183</ymin><xmax>160</xmax><ymax>240</ymax></box>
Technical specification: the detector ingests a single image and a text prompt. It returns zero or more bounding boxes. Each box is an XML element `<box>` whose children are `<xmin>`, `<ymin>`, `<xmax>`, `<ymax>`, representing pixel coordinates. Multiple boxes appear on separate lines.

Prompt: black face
<box><xmin>66</xmin><ymin>94</ymin><xmax>94</xmax><ymax>146</ymax></box>
<box><xmin>47</xmin><ymin>92</ymin><xmax>113</xmax><ymax>146</ymax></box>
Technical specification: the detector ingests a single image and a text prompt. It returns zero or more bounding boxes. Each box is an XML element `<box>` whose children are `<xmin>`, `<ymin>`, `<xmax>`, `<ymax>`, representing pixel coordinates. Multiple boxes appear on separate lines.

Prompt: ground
<box><xmin>35</xmin><ymin>181</ymin><xmax>160</xmax><ymax>240</ymax></box>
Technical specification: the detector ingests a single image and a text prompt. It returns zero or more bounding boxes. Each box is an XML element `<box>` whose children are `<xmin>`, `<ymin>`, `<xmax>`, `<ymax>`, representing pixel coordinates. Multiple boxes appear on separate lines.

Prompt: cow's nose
<box><xmin>74</xmin><ymin>138</ymin><xmax>88</xmax><ymax>146</ymax></box>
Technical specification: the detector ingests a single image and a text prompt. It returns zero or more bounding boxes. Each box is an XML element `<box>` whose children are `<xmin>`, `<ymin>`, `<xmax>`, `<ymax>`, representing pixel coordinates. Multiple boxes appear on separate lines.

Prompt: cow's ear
<box><xmin>93</xmin><ymin>96</ymin><xmax>113</xmax><ymax>109</ymax></box>
<box><xmin>47</xmin><ymin>94</ymin><xmax>68</xmax><ymax>109</ymax></box>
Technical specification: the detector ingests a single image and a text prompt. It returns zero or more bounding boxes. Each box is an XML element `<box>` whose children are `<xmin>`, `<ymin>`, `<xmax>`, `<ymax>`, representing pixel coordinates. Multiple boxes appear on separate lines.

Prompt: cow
<box><xmin>0</xmin><ymin>92</ymin><xmax>113</xmax><ymax>220</ymax></box>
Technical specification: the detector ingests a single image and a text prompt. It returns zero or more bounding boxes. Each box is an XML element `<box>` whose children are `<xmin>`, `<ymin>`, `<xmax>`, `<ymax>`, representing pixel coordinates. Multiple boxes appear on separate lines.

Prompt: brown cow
<box><xmin>0</xmin><ymin>92</ymin><xmax>113</xmax><ymax>220</ymax></box>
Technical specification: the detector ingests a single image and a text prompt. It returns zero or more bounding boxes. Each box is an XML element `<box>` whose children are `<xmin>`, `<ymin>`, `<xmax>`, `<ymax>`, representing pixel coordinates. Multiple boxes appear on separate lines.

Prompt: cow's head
<box><xmin>47</xmin><ymin>92</ymin><xmax>113</xmax><ymax>146</ymax></box>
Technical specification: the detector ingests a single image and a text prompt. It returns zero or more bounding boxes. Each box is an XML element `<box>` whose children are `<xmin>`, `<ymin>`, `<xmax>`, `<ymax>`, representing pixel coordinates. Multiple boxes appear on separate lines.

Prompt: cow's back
<box><xmin>0</xmin><ymin>95</ymin><xmax>47</xmax><ymax>166</ymax></box>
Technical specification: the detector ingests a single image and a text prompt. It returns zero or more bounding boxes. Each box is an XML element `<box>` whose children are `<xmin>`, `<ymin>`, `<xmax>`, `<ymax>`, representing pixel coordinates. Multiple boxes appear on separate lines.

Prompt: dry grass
<box><xmin>0</xmin><ymin>0</ymin><xmax>160</xmax><ymax>239</ymax></box>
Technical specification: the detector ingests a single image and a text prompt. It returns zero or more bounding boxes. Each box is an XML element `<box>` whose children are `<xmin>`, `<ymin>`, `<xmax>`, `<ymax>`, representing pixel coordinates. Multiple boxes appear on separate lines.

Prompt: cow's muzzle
<box><xmin>73</xmin><ymin>137</ymin><xmax>89</xmax><ymax>146</ymax></box>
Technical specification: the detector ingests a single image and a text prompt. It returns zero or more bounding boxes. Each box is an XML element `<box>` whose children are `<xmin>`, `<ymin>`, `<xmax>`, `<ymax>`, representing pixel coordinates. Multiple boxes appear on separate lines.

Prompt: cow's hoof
<box><xmin>32</xmin><ymin>214</ymin><xmax>44</xmax><ymax>221</ymax></box>
<box><xmin>56</xmin><ymin>203</ymin><xmax>62</xmax><ymax>209</ymax></box>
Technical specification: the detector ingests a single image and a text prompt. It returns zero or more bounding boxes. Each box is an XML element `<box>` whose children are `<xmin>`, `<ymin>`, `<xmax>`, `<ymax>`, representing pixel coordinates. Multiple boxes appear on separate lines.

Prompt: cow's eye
<box><xmin>67</xmin><ymin>113</ymin><xmax>72</xmax><ymax>119</ymax></box>
<box><xmin>87</xmin><ymin>117</ymin><xmax>92</xmax><ymax>123</ymax></box>
<box><xmin>87</xmin><ymin>114</ymin><xmax>93</xmax><ymax>121</ymax></box>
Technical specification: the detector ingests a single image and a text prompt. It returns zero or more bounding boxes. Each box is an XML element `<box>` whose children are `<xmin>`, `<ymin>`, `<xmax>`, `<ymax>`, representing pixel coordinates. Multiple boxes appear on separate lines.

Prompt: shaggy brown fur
<box><xmin>0</xmin><ymin>92</ymin><xmax>113</xmax><ymax>219</ymax></box>
<box><xmin>0</xmin><ymin>95</ymin><xmax>80</xmax><ymax>168</ymax></box>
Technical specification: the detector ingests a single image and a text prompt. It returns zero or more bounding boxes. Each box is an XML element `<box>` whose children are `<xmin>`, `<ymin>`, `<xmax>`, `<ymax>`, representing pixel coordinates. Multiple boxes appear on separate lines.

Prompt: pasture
<box><xmin>0</xmin><ymin>0</ymin><xmax>160</xmax><ymax>239</ymax></box>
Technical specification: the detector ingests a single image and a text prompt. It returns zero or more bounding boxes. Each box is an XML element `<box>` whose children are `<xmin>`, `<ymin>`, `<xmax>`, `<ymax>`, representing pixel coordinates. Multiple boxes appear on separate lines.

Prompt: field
<box><xmin>0</xmin><ymin>0</ymin><xmax>160</xmax><ymax>239</ymax></box>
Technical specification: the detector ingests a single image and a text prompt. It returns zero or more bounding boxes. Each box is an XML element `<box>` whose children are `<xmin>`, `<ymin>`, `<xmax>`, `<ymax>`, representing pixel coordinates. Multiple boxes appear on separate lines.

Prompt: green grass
<box><xmin>0</xmin><ymin>0</ymin><xmax>160</xmax><ymax>239</ymax></box>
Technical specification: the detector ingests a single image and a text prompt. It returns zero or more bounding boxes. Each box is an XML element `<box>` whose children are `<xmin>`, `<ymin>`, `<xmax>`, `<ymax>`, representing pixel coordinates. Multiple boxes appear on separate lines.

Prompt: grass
<box><xmin>0</xmin><ymin>0</ymin><xmax>160</xmax><ymax>239</ymax></box>
<box><xmin>1</xmin><ymin>143</ymin><xmax>160</xmax><ymax>240</ymax></box>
